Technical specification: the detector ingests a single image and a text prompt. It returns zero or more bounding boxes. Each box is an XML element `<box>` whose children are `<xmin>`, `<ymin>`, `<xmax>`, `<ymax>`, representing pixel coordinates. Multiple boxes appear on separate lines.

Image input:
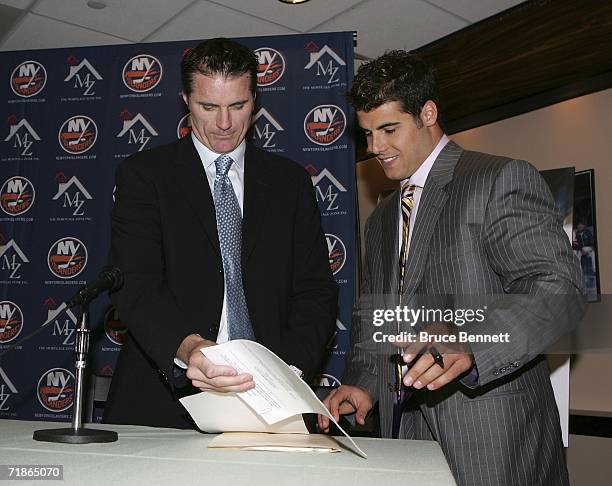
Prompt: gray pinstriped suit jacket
<box><xmin>343</xmin><ymin>141</ymin><xmax>586</xmax><ymax>486</ymax></box>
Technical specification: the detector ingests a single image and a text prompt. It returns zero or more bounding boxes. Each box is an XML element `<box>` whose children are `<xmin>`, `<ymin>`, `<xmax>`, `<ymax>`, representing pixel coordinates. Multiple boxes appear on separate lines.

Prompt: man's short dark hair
<box><xmin>181</xmin><ymin>38</ymin><xmax>258</xmax><ymax>96</ymax></box>
<box><xmin>347</xmin><ymin>50</ymin><xmax>440</xmax><ymax>120</ymax></box>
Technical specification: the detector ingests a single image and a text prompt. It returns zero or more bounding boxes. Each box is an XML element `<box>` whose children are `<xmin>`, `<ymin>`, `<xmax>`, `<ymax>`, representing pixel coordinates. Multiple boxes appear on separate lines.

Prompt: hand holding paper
<box><xmin>179</xmin><ymin>340</ymin><xmax>367</xmax><ymax>458</ymax></box>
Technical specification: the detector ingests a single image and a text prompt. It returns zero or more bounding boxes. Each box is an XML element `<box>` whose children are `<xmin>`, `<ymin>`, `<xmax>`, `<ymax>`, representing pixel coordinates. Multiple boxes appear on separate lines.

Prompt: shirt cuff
<box><xmin>174</xmin><ymin>357</ymin><xmax>188</xmax><ymax>369</ymax></box>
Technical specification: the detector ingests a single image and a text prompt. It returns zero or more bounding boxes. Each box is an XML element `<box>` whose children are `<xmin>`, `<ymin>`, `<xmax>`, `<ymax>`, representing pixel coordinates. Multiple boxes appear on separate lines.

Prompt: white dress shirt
<box><xmin>398</xmin><ymin>134</ymin><xmax>450</xmax><ymax>255</ymax></box>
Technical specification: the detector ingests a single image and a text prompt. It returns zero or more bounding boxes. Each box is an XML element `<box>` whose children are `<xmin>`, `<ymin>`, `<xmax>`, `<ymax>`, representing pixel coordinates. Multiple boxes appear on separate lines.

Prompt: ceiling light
<box><xmin>87</xmin><ymin>0</ymin><xmax>107</xmax><ymax>9</ymax></box>
<box><xmin>278</xmin><ymin>0</ymin><xmax>311</xmax><ymax>4</ymax></box>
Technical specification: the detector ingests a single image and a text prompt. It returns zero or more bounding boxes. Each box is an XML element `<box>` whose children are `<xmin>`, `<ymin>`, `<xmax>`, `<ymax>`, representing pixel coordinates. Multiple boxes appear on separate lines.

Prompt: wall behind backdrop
<box><xmin>0</xmin><ymin>31</ymin><xmax>356</xmax><ymax>422</ymax></box>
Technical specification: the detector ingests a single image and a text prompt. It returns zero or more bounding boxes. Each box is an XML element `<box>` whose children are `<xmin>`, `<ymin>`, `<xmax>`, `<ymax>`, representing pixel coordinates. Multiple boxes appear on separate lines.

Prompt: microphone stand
<box><xmin>33</xmin><ymin>303</ymin><xmax>118</xmax><ymax>444</ymax></box>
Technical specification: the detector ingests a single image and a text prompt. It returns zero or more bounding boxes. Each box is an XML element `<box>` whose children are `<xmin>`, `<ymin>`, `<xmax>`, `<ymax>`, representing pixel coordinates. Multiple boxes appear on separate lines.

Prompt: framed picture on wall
<box><xmin>573</xmin><ymin>169</ymin><xmax>600</xmax><ymax>302</ymax></box>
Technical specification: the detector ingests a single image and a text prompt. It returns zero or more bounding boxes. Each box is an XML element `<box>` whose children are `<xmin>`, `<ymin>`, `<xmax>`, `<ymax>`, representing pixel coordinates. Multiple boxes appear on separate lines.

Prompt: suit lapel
<box><xmin>242</xmin><ymin>145</ymin><xmax>270</xmax><ymax>262</ymax></box>
<box><xmin>402</xmin><ymin>140</ymin><xmax>463</xmax><ymax>297</ymax></box>
<box><xmin>380</xmin><ymin>191</ymin><xmax>401</xmax><ymax>295</ymax></box>
<box><xmin>173</xmin><ymin>137</ymin><xmax>221</xmax><ymax>262</ymax></box>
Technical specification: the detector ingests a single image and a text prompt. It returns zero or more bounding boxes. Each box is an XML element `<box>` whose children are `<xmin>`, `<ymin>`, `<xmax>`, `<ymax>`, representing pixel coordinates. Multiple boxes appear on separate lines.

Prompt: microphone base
<box><xmin>33</xmin><ymin>427</ymin><xmax>118</xmax><ymax>444</ymax></box>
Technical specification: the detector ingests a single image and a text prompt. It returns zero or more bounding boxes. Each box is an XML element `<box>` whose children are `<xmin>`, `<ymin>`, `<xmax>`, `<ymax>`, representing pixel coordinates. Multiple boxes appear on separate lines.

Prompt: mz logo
<box><xmin>313</xmin><ymin>373</ymin><xmax>341</xmax><ymax>388</ymax></box>
<box><xmin>0</xmin><ymin>368</ymin><xmax>18</xmax><ymax>412</ymax></box>
<box><xmin>326</xmin><ymin>319</ymin><xmax>347</xmax><ymax>351</ymax></box>
<box><xmin>311</xmin><ymin>168</ymin><xmax>347</xmax><ymax>212</ymax></box>
<box><xmin>4</xmin><ymin>118</ymin><xmax>41</xmax><ymax>158</ymax></box>
<box><xmin>0</xmin><ymin>239</ymin><xmax>29</xmax><ymax>280</ymax></box>
<box><xmin>48</xmin><ymin>307</ymin><xmax>77</xmax><ymax>346</ymax></box>
<box><xmin>122</xmin><ymin>54</ymin><xmax>163</xmax><ymax>92</ymax></box>
<box><xmin>252</xmin><ymin>108</ymin><xmax>284</xmax><ymax>149</ymax></box>
<box><xmin>304</xmin><ymin>45</ymin><xmax>346</xmax><ymax>85</ymax></box>
<box><xmin>52</xmin><ymin>176</ymin><xmax>92</xmax><ymax>217</ymax></box>
<box><xmin>116</xmin><ymin>112</ymin><xmax>158</xmax><ymax>151</ymax></box>
<box><xmin>64</xmin><ymin>58</ymin><xmax>103</xmax><ymax>96</ymax></box>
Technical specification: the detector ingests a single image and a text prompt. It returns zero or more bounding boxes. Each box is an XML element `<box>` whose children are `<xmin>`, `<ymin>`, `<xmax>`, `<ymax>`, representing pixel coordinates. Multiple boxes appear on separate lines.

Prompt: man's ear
<box><xmin>181</xmin><ymin>92</ymin><xmax>188</xmax><ymax>106</ymax></box>
<box><xmin>419</xmin><ymin>100</ymin><xmax>438</xmax><ymax>127</ymax></box>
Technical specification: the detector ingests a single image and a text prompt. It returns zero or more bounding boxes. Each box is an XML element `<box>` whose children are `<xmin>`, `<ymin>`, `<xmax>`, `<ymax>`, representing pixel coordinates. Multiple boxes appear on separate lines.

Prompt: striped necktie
<box><xmin>398</xmin><ymin>182</ymin><xmax>415</xmax><ymax>295</ymax></box>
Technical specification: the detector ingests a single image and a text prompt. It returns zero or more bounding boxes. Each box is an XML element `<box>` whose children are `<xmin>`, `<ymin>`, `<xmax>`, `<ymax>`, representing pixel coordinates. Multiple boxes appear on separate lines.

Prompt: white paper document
<box><xmin>179</xmin><ymin>340</ymin><xmax>367</xmax><ymax>458</ymax></box>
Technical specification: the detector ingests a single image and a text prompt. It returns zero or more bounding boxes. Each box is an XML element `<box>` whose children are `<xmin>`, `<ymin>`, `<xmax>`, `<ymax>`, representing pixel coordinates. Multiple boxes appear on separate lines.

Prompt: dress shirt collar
<box><xmin>190</xmin><ymin>133</ymin><xmax>246</xmax><ymax>172</ymax></box>
<box><xmin>400</xmin><ymin>134</ymin><xmax>450</xmax><ymax>189</ymax></box>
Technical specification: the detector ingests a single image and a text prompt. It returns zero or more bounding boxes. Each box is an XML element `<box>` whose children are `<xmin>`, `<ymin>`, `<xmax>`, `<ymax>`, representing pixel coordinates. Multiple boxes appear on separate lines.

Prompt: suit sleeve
<box><xmin>341</xmin><ymin>218</ymin><xmax>380</xmax><ymax>402</ymax></box>
<box><xmin>276</xmin><ymin>170</ymin><xmax>338</xmax><ymax>381</ymax></box>
<box><xmin>468</xmin><ymin>159</ymin><xmax>586</xmax><ymax>387</ymax></box>
<box><xmin>109</xmin><ymin>159</ymin><xmax>194</xmax><ymax>389</ymax></box>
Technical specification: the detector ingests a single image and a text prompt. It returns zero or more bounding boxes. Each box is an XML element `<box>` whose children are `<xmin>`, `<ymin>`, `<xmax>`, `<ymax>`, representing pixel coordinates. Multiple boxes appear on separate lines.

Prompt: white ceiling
<box><xmin>0</xmin><ymin>0</ymin><xmax>524</xmax><ymax>59</ymax></box>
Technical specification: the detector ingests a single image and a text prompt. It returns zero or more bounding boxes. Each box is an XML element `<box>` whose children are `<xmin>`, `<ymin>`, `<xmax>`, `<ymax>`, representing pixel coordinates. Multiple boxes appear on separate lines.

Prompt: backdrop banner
<box><xmin>0</xmin><ymin>32</ymin><xmax>356</xmax><ymax>422</ymax></box>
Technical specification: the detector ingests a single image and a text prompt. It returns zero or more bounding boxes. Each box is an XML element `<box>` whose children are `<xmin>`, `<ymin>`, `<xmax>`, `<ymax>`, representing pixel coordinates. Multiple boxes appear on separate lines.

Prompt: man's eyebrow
<box><xmin>376</xmin><ymin>122</ymin><xmax>400</xmax><ymax>130</ymax></box>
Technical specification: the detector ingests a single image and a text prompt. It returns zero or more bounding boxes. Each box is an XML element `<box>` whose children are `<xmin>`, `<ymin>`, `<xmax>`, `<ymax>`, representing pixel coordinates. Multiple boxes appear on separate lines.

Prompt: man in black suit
<box><xmin>104</xmin><ymin>38</ymin><xmax>337</xmax><ymax>429</ymax></box>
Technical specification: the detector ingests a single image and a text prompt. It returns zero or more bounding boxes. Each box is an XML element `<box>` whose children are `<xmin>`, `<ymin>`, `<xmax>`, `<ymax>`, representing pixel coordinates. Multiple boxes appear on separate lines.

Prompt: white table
<box><xmin>0</xmin><ymin>420</ymin><xmax>456</xmax><ymax>485</ymax></box>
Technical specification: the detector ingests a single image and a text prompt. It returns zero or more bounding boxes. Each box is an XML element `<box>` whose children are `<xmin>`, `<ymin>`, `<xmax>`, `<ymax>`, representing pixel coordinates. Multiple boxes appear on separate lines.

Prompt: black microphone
<box><xmin>66</xmin><ymin>266</ymin><xmax>124</xmax><ymax>308</ymax></box>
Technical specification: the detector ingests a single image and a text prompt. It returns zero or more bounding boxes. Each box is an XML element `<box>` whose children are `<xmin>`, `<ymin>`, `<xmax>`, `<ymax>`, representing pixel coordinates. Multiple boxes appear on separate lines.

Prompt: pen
<box><xmin>430</xmin><ymin>346</ymin><xmax>444</xmax><ymax>368</ymax></box>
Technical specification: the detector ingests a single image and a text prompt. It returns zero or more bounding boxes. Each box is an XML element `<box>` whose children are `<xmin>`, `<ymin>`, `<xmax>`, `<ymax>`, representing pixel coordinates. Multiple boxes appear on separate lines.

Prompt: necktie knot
<box><xmin>215</xmin><ymin>154</ymin><xmax>233</xmax><ymax>178</ymax></box>
<box><xmin>401</xmin><ymin>182</ymin><xmax>415</xmax><ymax>201</ymax></box>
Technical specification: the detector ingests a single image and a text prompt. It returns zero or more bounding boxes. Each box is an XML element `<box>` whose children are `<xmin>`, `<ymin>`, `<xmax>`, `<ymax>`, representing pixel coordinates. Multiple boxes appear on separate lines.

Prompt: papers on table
<box><xmin>179</xmin><ymin>340</ymin><xmax>367</xmax><ymax>458</ymax></box>
<box><xmin>208</xmin><ymin>432</ymin><xmax>342</xmax><ymax>453</ymax></box>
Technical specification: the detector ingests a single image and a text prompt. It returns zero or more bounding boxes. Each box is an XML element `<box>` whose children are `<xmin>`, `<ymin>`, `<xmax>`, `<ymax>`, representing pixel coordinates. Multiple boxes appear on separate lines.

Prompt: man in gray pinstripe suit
<box><xmin>319</xmin><ymin>51</ymin><xmax>585</xmax><ymax>485</ymax></box>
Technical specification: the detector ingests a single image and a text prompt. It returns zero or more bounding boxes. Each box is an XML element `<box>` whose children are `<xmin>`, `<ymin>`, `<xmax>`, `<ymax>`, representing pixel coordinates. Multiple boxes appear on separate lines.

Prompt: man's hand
<box><xmin>177</xmin><ymin>334</ymin><xmax>255</xmax><ymax>393</ymax></box>
<box><xmin>397</xmin><ymin>323</ymin><xmax>474</xmax><ymax>391</ymax></box>
<box><xmin>317</xmin><ymin>385</ymin><xmax>373</xmax><ymax>433</ymax></box>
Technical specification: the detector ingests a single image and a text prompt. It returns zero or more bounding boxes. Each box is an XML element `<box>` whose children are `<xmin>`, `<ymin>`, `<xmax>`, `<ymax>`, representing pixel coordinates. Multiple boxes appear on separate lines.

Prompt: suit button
<box><xmin>493</xmin><ymin>371</ymin><xmax>500</xmax><ymax>376</ymax></box>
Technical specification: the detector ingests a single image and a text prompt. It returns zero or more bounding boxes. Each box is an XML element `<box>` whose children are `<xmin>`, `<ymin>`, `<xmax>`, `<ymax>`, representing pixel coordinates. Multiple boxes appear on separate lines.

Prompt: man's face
<box><xmin>182</xmin><ymin>72</ymin><xmax>254</xmax><ymax>154</ymax></box>
<box><xmin>358</xmin><ymin>101</ymin><xmax>436</xmax><ymax>181</ymax></box>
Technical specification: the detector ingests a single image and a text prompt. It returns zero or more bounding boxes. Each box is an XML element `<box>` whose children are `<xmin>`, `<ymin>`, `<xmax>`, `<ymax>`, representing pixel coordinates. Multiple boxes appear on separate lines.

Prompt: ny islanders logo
<box><xmin>325</xmin><ymin>233</ymin><xmax>346</xmax><ymax>275</ymax></box>
<box><xmin>255</xmin><ymin>47</ymin><xmax>286</xmax><ymax>87</ymax></box>
<box><xmin>304</xmin><ymin>105</ymin><xmax>346</xmax><ymax>146</ymax></box>
<box><xmin>177</xmin><ymin>113</ymin><xmax>191</xmax><ymax>138</ymax></box>
<box><xmin>122</xmin><ymin>54</ymin><xmax>163</xmax><ymax>92</ymax></box>
<box><xmin>304</xmin><ymin>43</ymin><xmax>346</xmax><ymax>85</ymax></box>
<box><xmin>64</xmin><ymin>56</ymin><xmax>102</xmax><ymax>96</ymax></box>
<box><xmin>252</xmin><ymin>107</ymin><xmax>284</xmax><ymax>149</ymax></box>
<box><xmin>104</xmin><ymin>306</ymin><xmax>127</xmax><ymax>345</ymax></box>
<box><xmin>52</xmin><ymin>173</ymin><xmax>92</xmax><ymax>217</ymax></box>
<box><xmin>47</xmin><ymin>237</ymin><xmax>88</xmax><ymax>279</ymax></box>
<box><xmin>4</xmin><ymin>116</ymin><xmax>41</xmax><ymax>158</ymax></box>
<box><xmin>0</xmin><ymin>301</ymin><xmax>23</xmax><ymax>344</ymax></box>
<box><xmin>10</xmin><ymin>60</ymin><xmax>47</xmax><ymax>97</ymax></box>
<box><xmin>1</xmin><ymin>176</ymin><xmax>35</xmax><ymax>216</ymax></box>
<box><xmin>0</xmin><ymin>236</ymin><xmax>29</xmax><ymax>280</ymax></box>
<box><xmin>37</xmin><ymin>368</ymin><xmax>74</xmax><ymax>412</ymax></box>
<box><xmin>116</xmin><ymin>109</ymin><xmax>158</xmax><ymax>151</ymax></box>
<box><xmin>58</xmin><ymin>115</ymin><xmax>98</xmax><ymax>154</ymax></box>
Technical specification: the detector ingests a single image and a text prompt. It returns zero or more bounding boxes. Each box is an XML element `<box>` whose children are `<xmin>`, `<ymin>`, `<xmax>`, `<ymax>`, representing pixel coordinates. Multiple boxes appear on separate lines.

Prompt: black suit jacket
<box><xmin>104</xmin><ymin>136</ymin><xmax>337</xmax><ymax>428</ymax></box>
